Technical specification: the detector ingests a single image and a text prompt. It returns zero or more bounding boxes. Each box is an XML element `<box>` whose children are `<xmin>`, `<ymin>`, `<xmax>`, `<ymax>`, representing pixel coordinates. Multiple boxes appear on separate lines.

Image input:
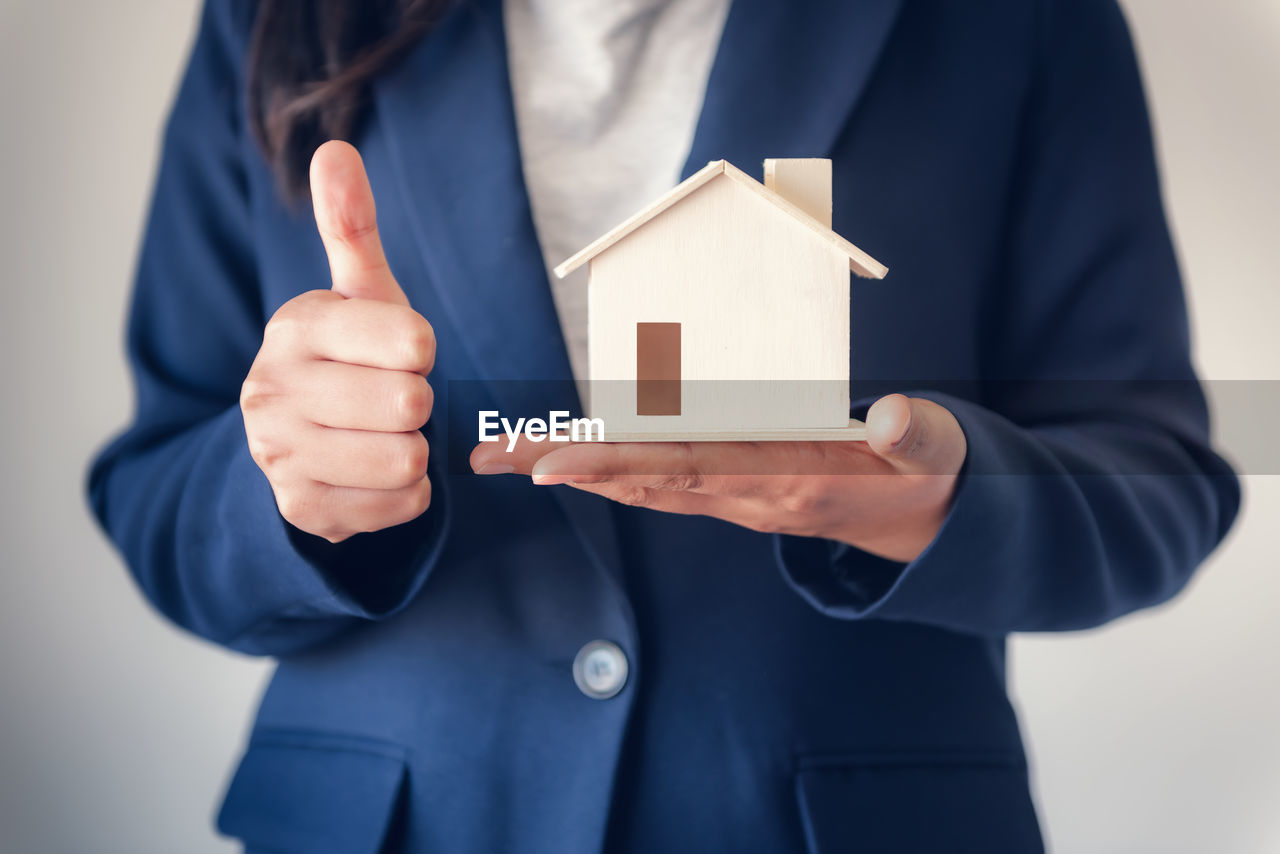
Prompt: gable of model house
<box><xmin>554</xmin><ymin>159</ymin><xmax>887</xmax><ymax>280</ymax></box>
<box><xmin>556</xmin><ymin>159</ymin><xmax>887</xmax><ymax>433</ymax></box>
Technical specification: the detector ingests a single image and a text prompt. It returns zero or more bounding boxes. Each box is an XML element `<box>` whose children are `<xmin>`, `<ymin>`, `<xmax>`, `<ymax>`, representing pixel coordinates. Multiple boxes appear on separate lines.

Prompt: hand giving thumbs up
<box><xmin>241</xmin><ymin>141</ymin><xmax>436</xmax><ymax>542</ymax></box>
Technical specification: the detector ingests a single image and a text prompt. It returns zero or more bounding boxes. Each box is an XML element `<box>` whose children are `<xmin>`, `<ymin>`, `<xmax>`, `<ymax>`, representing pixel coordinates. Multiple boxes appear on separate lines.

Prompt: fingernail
<box><xmin>532</xmin><ymin>473</ymin><xmax>573</xmax><ymax>486</ymax></box>
<box><xmin>476</xmin><ymin>463</ymin><xmax>514</xmax><ymax>475</ymax></box>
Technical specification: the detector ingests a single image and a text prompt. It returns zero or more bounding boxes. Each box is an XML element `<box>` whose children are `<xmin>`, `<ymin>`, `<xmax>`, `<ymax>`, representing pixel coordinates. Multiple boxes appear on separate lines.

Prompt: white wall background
<box><xmin>0</xmin><ymin>1</ymin><xmax>1275</xmax><ymax>852</ymax></box>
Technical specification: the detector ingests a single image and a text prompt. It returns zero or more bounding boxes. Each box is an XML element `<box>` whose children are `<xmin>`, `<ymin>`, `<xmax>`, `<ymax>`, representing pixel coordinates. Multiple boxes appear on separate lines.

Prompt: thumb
<box><xmin>865</xmin><ymin>394</ymin><xmax>967</xmax><ymax>475</ymax></box>
<box><xmin>310</xmin><ymin>140</ymin><xmax>409</xmax><ymax>305</ymax></box>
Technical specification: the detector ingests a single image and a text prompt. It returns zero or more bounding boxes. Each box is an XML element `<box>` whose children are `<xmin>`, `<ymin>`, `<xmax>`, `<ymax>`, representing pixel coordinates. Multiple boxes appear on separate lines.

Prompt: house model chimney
<box><xmin>763</xmin><ymin>159</ymin><xmax>832</xmax><ymax>228</ymax></box>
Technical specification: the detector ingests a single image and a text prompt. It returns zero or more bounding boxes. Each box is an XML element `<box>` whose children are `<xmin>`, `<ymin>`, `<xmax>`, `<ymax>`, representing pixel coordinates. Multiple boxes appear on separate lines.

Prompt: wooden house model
<box><xmin>554</xmin><ymin>158</ymin><xmax>887</xmax><ymax>441</ymax></box>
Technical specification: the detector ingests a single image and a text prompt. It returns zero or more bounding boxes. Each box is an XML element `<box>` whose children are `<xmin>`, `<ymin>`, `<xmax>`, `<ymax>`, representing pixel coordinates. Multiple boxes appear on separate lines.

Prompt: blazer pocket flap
<box><xmin>217</xmin><ymin>730</ymin><xmax>407</xmax><ymax>854</ymax></box>
<box><xmin>795</xmin><ymin>753</ymin><xmax>1043</xmax><ymax>854</ymax></box>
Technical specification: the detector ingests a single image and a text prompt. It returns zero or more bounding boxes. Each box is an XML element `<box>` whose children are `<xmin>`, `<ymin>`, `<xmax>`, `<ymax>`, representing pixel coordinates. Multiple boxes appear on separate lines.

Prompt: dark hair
<box><xmin>247</xmin><ymin>0</ymin><xmax>449</xmax><ymax>200</ymax></box>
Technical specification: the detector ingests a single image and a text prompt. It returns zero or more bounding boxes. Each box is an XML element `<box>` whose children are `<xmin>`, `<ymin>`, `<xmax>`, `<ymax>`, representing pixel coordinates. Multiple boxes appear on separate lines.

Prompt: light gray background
<box><xmin>1</xmin><ymin>1</ymin><xmax>1277</xmax><ymax>852</ymax></box>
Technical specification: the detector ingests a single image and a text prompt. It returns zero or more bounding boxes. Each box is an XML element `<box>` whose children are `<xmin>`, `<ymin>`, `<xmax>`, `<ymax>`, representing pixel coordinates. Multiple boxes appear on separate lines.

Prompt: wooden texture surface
<box><xmin>764</xmin><ymin>158</ymin><xmax>832</xmax><ymax>227</ymax></box>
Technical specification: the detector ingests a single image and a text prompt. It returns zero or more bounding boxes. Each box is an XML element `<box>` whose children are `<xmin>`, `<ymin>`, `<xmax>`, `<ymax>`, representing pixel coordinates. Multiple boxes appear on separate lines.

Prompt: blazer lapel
<box><xmin>684</xmin><ymin>0</ymin><xmax>905</xmax><ymax>179</ymax></box>
<box><xmin>372</xmin><ymin>0</ymin><xmax>573</xmax><ymax>398</ymax></box>
<box><xmin>372</xmin><ymin>0</ymin><xmax>625</xmax><ymax>586</ymax></box>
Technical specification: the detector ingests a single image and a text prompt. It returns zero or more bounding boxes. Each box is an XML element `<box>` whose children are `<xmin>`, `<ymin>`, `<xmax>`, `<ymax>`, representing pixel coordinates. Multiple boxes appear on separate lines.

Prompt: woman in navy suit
<box><xmin>90</xmin><ymin>0</ymin><xmax>1239</xmax><ymax>851</ymax></box>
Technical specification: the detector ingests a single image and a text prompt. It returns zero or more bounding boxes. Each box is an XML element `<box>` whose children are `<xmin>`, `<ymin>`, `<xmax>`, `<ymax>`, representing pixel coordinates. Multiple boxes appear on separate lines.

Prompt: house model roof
<box><xmin>553</xmin><ymin>159</ymin><xmax>888</xmax><ymax>280</ymax></box>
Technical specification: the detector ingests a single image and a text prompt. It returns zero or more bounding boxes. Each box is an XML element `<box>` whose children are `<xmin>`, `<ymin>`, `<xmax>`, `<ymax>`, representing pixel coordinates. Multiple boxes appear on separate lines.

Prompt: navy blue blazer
<box><xmin>89</xmin><ymin>0</ymin><xmax>1240</xmax><ymax>851</ymax></box>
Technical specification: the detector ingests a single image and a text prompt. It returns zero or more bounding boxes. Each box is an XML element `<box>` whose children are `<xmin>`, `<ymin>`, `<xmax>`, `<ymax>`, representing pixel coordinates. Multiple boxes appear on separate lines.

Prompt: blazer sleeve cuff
<box><xmin>283</xmin><ymin>497</ymin><xmax>450</xmax><ymax>622</ymax></box>
<box><xmin>185</xmin><ymin>408</ymin><xmax>451</xmax><ymax>647</ymax></box>
<box><xmin>774</xmin><ymin>391</ymin><xmax>1008</xmax><ymax>626</ymax></box>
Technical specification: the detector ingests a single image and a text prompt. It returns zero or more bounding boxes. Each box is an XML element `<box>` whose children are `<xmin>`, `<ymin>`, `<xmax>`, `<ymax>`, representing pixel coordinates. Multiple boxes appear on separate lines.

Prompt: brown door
<box><xmin>636</xmin><ymin>322</ymin><xmax>681</xmax><ymax>415</ymax></box>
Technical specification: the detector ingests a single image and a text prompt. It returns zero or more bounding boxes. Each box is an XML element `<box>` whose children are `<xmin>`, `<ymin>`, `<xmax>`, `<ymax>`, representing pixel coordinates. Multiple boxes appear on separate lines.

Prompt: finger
<box><xmin>469</xmin><ymin>426</ymin><xmax>887</xmax><ymax>483</ymax></box>
<box><xmin>565</xmin><ymin>478</ymin><xmax>734</xmax><ymax>517</ymax></box>
<box><xmin>525</xmin><ymin>440</ymin><xmax>885</xmax><ymax>493</ymax></box>
<box><xmin>310</xmin><ymin>140</ymin><xmax>408</xmax><ymax>305</ymax></box>
<box><xmin>283</xmin><ymin>295</ymin><xmax>435</xmax><ymax>374</ymax></box>
<box><xmin>293</xmin><ymin>361</ymin><xmax>432</xmax><ymax>432</ymax></box>
<box><xmin>529</xmin><ymin>442</ymin><xmax>707</xmax><ymax>488</ymax></box>
<box><xmin>564</xmin><ymin>478</ymin><xmax>820</xmax><ymax>541</ymax></box>
<box><xmin>471</xmin><ymin>433</ymin><xmax>770</xmax><ymax>481</ymax></box>
<box><xmin>469</xmin><ymin>430</ymin><xmax>586</xmax><ymax>476</ymax></box>
<box><xmin>516</xmin><ymin>442</ymin><xmax>699</xmax><ymax>494</ymax></box>
<box><xmin>865</xmin><ymin>394</ymin><xmax>967</xmax><ymax>475</ymax></box>
<box><xmin>299</xmin><ymin>425</ymin><xmax>431</xmax><ymax>490</ymax></box>
<box><xmin>278</xmin><ymin>477</ymin><xmax>432</xmax><ymax>543</ymax></box>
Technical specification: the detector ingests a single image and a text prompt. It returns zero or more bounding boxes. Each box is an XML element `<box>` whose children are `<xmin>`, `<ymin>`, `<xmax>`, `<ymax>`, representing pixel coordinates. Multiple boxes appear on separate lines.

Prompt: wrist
<box><xmin>827</xmin><ymin>475</ymin><xmax>959</xmax><ymax>563</ymax></box>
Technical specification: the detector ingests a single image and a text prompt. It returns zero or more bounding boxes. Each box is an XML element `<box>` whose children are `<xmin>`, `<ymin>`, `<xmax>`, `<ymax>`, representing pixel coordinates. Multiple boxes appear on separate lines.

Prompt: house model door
<box><xmin>636</xmin><ymin>322</ymin><xmax>681</xmax><ymax>416</ymax></box>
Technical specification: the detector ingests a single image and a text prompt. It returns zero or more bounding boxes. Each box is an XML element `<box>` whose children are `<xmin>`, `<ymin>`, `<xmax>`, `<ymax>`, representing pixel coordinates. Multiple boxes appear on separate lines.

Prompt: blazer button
<box><xmin>573</xmin><ymin>640</ymin><xmax>629</xmax><ymax>699</ymax></box>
